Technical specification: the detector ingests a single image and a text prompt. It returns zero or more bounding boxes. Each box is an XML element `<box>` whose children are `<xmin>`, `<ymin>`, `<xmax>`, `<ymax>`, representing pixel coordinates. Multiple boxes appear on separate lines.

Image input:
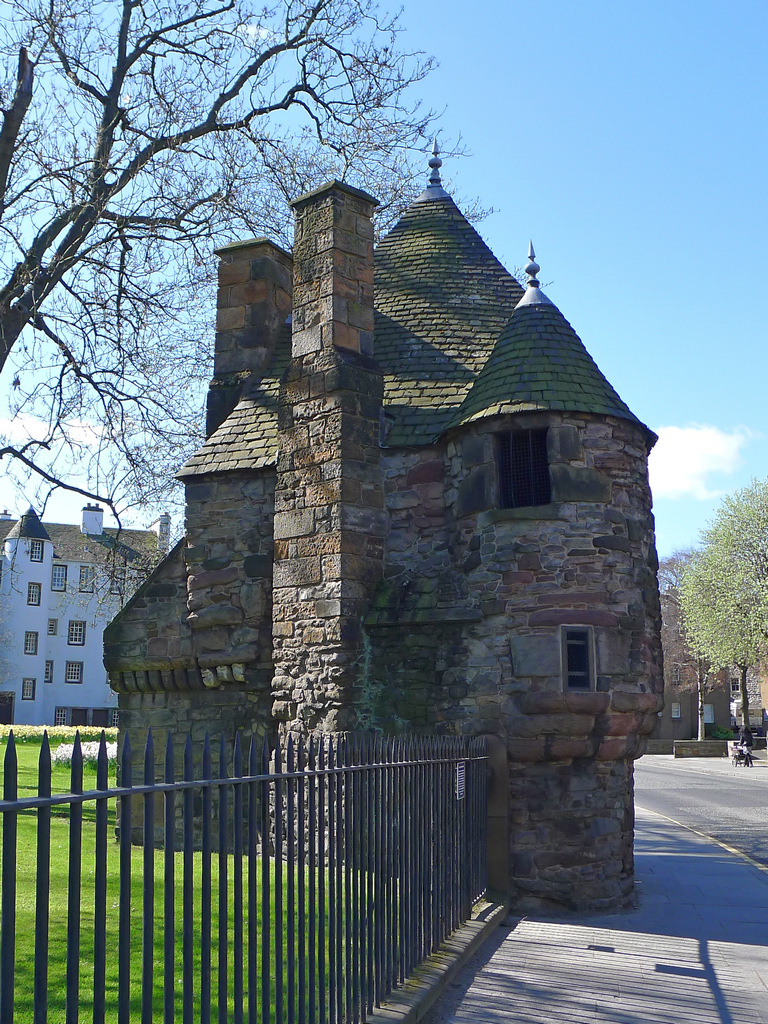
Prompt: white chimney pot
<box><xmin>81</xmin><ymin>504</ymin><xmax>104</xmax><ymax>535</ymax></box>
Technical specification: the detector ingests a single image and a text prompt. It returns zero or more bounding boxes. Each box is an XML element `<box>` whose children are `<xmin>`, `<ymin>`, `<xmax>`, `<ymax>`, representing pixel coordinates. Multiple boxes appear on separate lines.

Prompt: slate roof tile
<box><xmin>180</xmin><ymin>190</ymin><xmax>650</xmax><ymax>476</ymax></box>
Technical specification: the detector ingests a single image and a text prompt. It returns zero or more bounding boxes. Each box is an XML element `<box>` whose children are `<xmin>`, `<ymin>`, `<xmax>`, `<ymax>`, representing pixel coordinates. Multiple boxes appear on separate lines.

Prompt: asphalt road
<box><xmin>634</xmin><ymin>753</ymin><xmax>768</xmax><ymax>868</ymax></box>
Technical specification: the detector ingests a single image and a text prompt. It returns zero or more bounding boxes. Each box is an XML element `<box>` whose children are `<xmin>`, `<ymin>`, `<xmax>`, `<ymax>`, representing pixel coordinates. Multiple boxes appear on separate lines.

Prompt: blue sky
<box><xmin>2</xmin><ymin>0</ymin><xmax>766</xmax><ymax>557</ymax></box>
<box><xmin>396</xmin><ymin>0</ymin><xmax>768</xmax><ymax>558</ymax></box>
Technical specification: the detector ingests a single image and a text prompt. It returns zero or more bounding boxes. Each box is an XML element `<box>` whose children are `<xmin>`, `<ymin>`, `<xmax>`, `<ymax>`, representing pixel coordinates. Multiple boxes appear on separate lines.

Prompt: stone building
<box><xmin>105</xmin><ymin>151</ymin><xmax>663</xmax><ymax>910</ymax></box>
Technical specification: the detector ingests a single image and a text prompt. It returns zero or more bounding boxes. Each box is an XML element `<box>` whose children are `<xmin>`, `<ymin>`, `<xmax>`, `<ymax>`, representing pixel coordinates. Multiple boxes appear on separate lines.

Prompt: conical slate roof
<box><xmin>449</xmin><ymin>293</ymin><xmax>648</xmax><ymax>434</ymax></box>
<box><xmin>374</xmin><ymin>193</ymin><xmax>524</xmax><ymax>445</ymax></box>
<box><xmin>6</xmin><ymin>507</ymin><xmax>51</xmax><ymax>541</ymax></box>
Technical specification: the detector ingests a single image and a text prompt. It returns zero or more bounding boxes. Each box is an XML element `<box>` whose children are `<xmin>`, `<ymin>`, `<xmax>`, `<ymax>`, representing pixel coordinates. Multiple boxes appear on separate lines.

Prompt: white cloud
<box><xmin>649</xmin><ymin>424</ymin><xmax>759</xmax><ymax>500</ymax></box>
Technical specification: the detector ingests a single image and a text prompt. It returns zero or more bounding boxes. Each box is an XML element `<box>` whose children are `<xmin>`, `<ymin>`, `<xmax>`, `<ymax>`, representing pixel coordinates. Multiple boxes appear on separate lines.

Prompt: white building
<box><xmin>0</xmin><ymin>505</ymin><xmax>169</xmax><ymax>727</ymax></box>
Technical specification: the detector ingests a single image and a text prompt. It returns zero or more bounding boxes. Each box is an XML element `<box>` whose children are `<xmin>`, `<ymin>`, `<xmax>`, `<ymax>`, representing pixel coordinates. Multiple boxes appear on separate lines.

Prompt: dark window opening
<box><xmin>565</xmin><ymin>628</ymin><xmax>591</xmax><ymax>689</ymax></box>
<box><xmin>497</xmin><ymin>429</ymin><xmax>551</xmax><ymax>508</ymax></box>
<box><xmin>71</xmin><ymin>707</ymin><xmax>88</xmax><ymax>727</ymax></box>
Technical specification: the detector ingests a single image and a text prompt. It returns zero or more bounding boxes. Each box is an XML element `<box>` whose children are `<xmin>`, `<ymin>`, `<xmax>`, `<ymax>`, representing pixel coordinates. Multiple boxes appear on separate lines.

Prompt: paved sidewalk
<box><xmin>428</xmin><ymin>808</ymin><xmax>768</xmax><ymax>1024</ymax></box>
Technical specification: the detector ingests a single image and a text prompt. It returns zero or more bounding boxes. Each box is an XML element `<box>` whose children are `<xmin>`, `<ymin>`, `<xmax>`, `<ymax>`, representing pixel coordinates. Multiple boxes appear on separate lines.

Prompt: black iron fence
<box><xmin>0</xmin><ymin>730</ymin><xmax>487</xmax><ymax>1023</ymax></box>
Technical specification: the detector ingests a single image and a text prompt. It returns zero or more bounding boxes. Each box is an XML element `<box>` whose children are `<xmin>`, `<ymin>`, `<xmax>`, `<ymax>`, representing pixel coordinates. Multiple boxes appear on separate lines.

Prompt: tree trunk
<box><xmin>697</xmin><ymin>661</ymin><xmax>706</xmax><ymax>741</ymax></box>
<box><xmin>739</xmin><ymin>663</ymin><xmax>750</xmax><ymax>728</ymax></box>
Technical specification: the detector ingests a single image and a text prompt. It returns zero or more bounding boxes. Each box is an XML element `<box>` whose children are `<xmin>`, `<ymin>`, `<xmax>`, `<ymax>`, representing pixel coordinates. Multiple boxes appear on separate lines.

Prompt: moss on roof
<box><xmin>450</xmin><ymin>301</ymin><xmax>643</xmax><ymax>430</ymax></box>
<box><xmin>449</xmin><ymin>300</ymin><xmax>647</xmax><ymax>434</ymax></box>
<box><xmin>374</xmin><ymin>195</ymin><xmax>524</xmax><ymax>445</ymax></box>
<box><xmin>180</xmin><ymin>187</ymin><xmax>652</xmax><ymax>476</ymax></box>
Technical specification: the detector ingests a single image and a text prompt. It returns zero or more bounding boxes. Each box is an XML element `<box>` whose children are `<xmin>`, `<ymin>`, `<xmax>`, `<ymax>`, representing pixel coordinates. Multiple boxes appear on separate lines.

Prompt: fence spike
<box><xmin>3</xmin><ymin>728</ymin><xmax>16</xmax><ymax>784</ymax></box>
<box><xmin>287</xmin><ymin>734</ymin><xmax>294</xmax><ymax>773</ymax></box>
<box><xmin>203</xmin><ymin>732</ymin><xmax>212</xmax><ymax>780</ymax></box>
<box><xmin>165</xmin><ymin>732</ymin><xmax>175</xmax><ymax>782</ymax></box>
<box><xmin>249</xmin><ymin>733</ymin><xmax>257</xmax><ymax>776</ymax></box>
<box><xmin>234</xmin><ymin>732</ymin><xmax>243</xmax><ymax>779</ymax></box>
<box><xmin>97</xmin><ymin>731</ymin><xmax>109</xmax><ymax>790</ymax></box>
<box><xmin>274</xmin><ymin>733</ymin><xmax>282</xmax><ymax>773</ymax></box>
<box><xmin>144</xmin><ymin>729</ymin><xmax>155</xmax><ymax>786</ymax></box>
<box><xmin>184</xmin><ymin>733</ymin><xmax>193</xmax><ymax>781</ymax></box>
<box><xmin>219</xmin><ymin>732</ymin><xmax>228</xmax><ymax>780</ymax></box>
<box><xmin>261</xmin><ymin>733</ymin><xmax>270</xmax><ymax>774</ymax></box>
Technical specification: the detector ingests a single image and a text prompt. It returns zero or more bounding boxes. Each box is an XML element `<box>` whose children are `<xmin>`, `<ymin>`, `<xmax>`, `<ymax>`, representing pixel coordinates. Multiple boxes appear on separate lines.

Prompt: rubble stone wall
<box><xmin>271</xmin><ymin>182</ymin><xmax>386</xmax><ymax>734</ymax></box>
<box><xmin>363</xmin><ymin>409</ymin><xmax>661</xmax><ymax>908</ymax></box>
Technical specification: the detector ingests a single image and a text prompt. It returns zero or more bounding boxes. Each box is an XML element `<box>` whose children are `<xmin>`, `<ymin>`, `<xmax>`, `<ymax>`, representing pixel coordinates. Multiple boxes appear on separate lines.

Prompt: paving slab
<box><xmin>427</xmin><ymin>807</ymin><xmax>768</xmax><ymax>1024</ymax></box>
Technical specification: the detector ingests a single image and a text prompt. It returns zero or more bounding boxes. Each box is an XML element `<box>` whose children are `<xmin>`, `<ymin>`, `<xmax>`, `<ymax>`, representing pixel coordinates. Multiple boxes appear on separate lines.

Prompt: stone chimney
<box><xmin>271</xmin><ymin>180</ymin><xmax>385</xmax><ymax>734</ymax></box>
<box><xmin>81</xmin><ymin>503</ymin><xmax>104</xmax><ymax>535</ymax></box>
<box><xmin>150</xmin><ymin>513</ymin><xmax>171</xmax><ymax>556</ymax></box>
<box><xmin>207</xmin><ymin>238</ymin><xmax>293</xmax><ymax>436</ymax></box>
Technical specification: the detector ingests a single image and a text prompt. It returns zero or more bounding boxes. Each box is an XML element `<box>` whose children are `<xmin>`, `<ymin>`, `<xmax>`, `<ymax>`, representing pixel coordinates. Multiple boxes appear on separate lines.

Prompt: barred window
<box><xmin>671</xmin><ymin>702</ymin><xmax>681</xmax><ymax>719</ymax></box>
<box><xmin>563</xmin><ymin>627</ymin><xmax>592</xmax><ymax>690</ymax></box>
<box><xmin>48</xmin><ymin>618</ymin><xmax>58</xmax><ymax>636</ymax></box>
<box><xmin>54</xmin><ymin>707</ymin><xmax>68</xmax><ymax>726</ymax></box>
<box><xmin>21</xmin><ymin>678</ymin><xmax>36</xmax><ymax>700</ymax></box>
<box><xmin>65</xmin><ymin>661</ymin><xmax>84</xmax><ymax>684</ymax></box>
<box><xmin>497</xmin><ymin>429</ymin><xmax>551</xmax><ymax>509</ymax></box>
<box><xmin>29</xmin><ymin>539</ymin><xmax>44</xmax><ymax>562</ymax></box>
<box><xmin>67</xmin><ymin>620</ymin><xmax>86</xmax><ymax>646</ymax></box>
<box><xmin>79</xmin><ymin>565</ymin><xmax>95</xmax><ymax>593</ymax></box>
<box><xmin>24</xmin><ymin>631</ymin><xmax>38</xmax><ymax>655</ymax></box>
<box><xmin>110</xmin><ymin>709</ymin><xmax>120</xmax><ymax>728</ymax></box>
<box><xmin>44</xmin><ymin>660</ymin><xmax>53</xmax><ymax>683</ymax></box>
<box><xmin>672</xmin><ymin>664</ymin><xmax>682</xmax><ymax>685</ymax></box>
<box><xmin>51</xmin><ymin>564</ymin><xmax>67</xmax><ymax>591</ymax></box>
<box><xmin>27</xmin><ymin>582</ymin><xmax>41</xmax><ymax>606</ymax></box>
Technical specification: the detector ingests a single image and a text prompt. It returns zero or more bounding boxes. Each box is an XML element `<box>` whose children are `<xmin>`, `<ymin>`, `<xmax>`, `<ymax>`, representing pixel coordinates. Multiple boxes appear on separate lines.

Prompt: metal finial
<box><xmin>525</xmin><ymin>240</ymin><xmax>540</xmax><ymax>286</ymax></box>
<box><xmin>428</xmin><ymin>139</ymin><xmax>442</xmax><ymax>187</ymax></box>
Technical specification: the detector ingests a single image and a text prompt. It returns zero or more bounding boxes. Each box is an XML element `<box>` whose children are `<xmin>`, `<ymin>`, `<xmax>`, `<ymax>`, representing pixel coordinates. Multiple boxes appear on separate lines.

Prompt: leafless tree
<box><xmin>0</xmin><ymin>0</ymin><xmax>438</xmax><ymax>520</ymax></box>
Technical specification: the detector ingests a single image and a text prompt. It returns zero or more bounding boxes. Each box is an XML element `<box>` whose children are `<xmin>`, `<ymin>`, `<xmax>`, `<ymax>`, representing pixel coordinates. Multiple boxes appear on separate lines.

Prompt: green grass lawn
<box><xmin>1</xmin><ymin>737</ymin><xmax>346</xmax><ymax>1023</ymax></box>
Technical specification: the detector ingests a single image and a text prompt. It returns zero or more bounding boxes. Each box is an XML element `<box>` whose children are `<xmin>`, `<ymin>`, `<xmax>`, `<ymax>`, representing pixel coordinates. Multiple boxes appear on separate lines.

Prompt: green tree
<box><xmin>0</xmin><ymin>0</ymin><xmax>437</xmax><ymax>517</ymax></box>
<box><xmin>679</xmin><ymin>479</ymin><xmax>768</xmax><ymax>729</ymax></box>
<box><xmin>659</xmin><ymin>549</ymin><xmax>712</xmax><ymax>740</ymax></box>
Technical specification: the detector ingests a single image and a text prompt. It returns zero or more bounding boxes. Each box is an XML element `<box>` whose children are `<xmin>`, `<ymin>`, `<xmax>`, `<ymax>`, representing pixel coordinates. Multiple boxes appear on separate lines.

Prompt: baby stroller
<box><xmin>728</xmin><ymin>741</ymin><xmax>754</xmax><ymax>767</ymax></box>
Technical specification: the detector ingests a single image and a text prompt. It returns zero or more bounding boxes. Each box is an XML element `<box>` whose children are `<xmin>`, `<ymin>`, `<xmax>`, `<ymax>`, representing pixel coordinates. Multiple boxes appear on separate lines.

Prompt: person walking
<box><xmin>738</xmin><ymin>724</ymin><xmax>754</xmax><ymax>766</ymax></box>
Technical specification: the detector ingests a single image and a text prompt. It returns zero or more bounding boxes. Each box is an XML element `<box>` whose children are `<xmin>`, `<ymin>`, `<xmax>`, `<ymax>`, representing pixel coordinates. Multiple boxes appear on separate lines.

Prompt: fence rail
<box><xmin>0</xmin><ymin>730</ymin><xmax>487</xmax><ymax>1023</ymax></box>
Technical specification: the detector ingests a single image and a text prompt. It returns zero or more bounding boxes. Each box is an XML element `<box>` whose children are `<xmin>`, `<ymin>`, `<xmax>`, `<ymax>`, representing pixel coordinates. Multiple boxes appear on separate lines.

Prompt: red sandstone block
<box><xmin>218</xmin><ymin>260</ymin><xmax>252</xmax><ymax>286</ymax></box>
<box><xmin>229</xmin><ymin>278</ymin><xmax>269</xmax><ymax>305</ymax></box>
<box><xmin>508</xmin><ymin>739</ymin><xmax>546</xmax><ymax>761</ymax></box>
<box><xmin>610</xmin><ymin>690</ymin><xmax>661</xmax><ymax>713</ymax></box>
<box><xmin>293</xmin><ymin>535</ymin><xmax>343</xmax><ymax>557</ymax></box>
<box><xmin>216</xmin><ymin>306</ymin><xmax>245</xmax><ymax>331</ymax></box>
<box><xmin>406</xmin><ymin>460</ymin><xmax>444</xmax><ymax>485</ymax></box>
<box><xmin>518</xmin><ymin>692</ymin><xmax>566</xmax><ymax>714</ymax></box>
<box><xmin>564</xmin><ymin>691</ymin><xmax>610</xmax><ymax>713</ymax></box>
<box><xmin>528</xmin><ymin>608</ymin><xmax>619</xmax><ymax>627</ymax></box>
<box><xmin>604</xmin><ymin>713</ymin><xmax>641</xmax><ymax>736</ymax></box>
<box><xmin>596</xmin><ymin>737</ymin><xmax>633</xmax><ymax>760</ymax></box>
<box><xmin>502</xmin><ymin>571</ymin><xmax>535</xmax><ymax>586</ymax></box>
<box><xmin>332</xmin><ymin>322</ymin><xmax>360</xmax><ymax>351</ymax></box>
<box><xmin>535</xmin><ymin>590</ymin><xmax>608</xmax><ymax>606</ymax></box>
<box><xmin>548</xmin><ymin>738</ymin><xmax>595</xmax><ymax>759</ymax></box>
